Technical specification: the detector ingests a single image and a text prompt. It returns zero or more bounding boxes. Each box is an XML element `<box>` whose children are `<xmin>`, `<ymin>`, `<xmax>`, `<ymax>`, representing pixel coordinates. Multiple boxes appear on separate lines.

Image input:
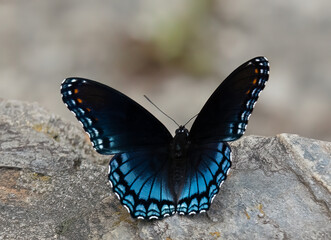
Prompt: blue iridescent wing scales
<box><xmin>108</xmin><ymin>148</ymin><xmax>176</xmax><ymax>219</ymax></box>
<box><xmin>177</xmin><ymin>142</ymin><xmax>231</xmax><ymax>214</ymax></box>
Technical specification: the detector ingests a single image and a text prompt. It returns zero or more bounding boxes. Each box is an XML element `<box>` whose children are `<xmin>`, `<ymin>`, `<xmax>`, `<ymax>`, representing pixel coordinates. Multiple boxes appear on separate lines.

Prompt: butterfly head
<box><xmin>175</xmin><ymin>126</ymin><xmax>189</xmax><ymax>136</ymax></box>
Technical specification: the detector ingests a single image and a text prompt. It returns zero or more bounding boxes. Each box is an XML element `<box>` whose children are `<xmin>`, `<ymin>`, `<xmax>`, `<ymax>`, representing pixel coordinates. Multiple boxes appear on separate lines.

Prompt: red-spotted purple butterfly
<box><xmin>61</xmin><ymin>56</ymin><xmax>269</xmax><ymax>219</ymax></box>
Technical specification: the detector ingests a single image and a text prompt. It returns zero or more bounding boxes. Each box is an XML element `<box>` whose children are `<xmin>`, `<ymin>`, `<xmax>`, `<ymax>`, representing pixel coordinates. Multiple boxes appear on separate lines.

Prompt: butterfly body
<box><xmin>61</xmin><ymin>56</ymin><xmax>269</xmax><ymax>219</ymax></box>
<box><xmin>169</xmin><ymin>126</ymin><xmax>190</xmax><ymax>198</ymax></box>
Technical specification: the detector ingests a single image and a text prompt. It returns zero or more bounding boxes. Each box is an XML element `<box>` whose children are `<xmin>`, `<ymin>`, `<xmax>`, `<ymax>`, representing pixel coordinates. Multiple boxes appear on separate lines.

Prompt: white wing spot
<box><xmin>115</xmin><ymin>193</ymin><xmax>120</xmax><ymax>200</ymax></box>
<box><xmin>70</xmin><ymin>110</ymin><xmax>76</xmax><ymax>117</ymax></box>
<box><xmin>211</xmin><ymin>195</ymin><xmax>216</xmax><ymax>203</ymax></box>
<box><xmin>124</xmin><ymin>205</ymin><xmax>130</xmax><ymax>213</ymax></box>
<box><xmin>219</xmin><ymin>181</ymin><xmax>224</xmax><ymax>188</ymax></box>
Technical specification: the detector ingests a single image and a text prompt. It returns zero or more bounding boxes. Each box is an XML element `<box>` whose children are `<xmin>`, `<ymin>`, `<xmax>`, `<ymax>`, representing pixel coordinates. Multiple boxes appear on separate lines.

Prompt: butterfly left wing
<box><xmin>61</xmin><ymin>78</ymin><xmax>172</xmax><ymax>154</ymax></box>
<box><xmin>176</xmin><ymin>142</ymin><xmax>231</xmax><ymax>215</ymax></box>
<box><xmin>108</xmin><ymin>148</ymin><xmax>176</xmax><ymax>219</ymax></box>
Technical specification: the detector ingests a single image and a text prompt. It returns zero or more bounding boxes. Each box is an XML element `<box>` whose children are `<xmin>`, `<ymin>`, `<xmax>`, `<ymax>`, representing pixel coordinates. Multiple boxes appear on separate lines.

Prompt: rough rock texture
<box><xmin>0</xmin><ymin>99</ymin><xmax>330</xmax><ymax>240</ymax></box>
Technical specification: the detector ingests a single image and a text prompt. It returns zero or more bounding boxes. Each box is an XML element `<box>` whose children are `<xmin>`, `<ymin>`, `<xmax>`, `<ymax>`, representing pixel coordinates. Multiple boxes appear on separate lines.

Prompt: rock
<box><xmin>0</xmin><ymin>99</ymin><xmax>330</xmax><ymax>240</ymax></box>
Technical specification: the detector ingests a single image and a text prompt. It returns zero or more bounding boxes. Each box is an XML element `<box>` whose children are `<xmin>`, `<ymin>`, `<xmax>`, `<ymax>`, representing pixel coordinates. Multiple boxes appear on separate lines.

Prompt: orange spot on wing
<box><xmin>77</xmin><ymin>98</ymin><xmax>82</xmax><ymax>103</ymax></box>
<box><xmin>253</xmin><ymin>79</ymin><xmax>257</xmax><ymax>85</ymax></box>
<box><xmin>255</xmin><ymin>69</ymin><xmax>259</xmax><ymax>74</ymax></box>
<box><xmin>246</xmin><ymin>90</ymin><xmax>250</xmax><ymax>94</ymax></box>
<box><xmin>74</xmin><ymin>89</ymin><xmax>79</xmax><ymax>94</ymax></box>
<box><xmin>86</xmin><ymin>108</ymin><xmax>91</xmax><ymax>112</ymax></box>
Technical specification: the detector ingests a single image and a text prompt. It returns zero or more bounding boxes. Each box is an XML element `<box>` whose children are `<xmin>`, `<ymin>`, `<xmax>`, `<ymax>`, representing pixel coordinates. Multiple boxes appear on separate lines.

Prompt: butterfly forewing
<box><xmin>61</xmin><ymin>78</ymin><xmax>172</xmax><ymax>154</ymax></box>
<box><xmin>189</xmin><ymin>56</ymin><xmax>269</xmax><ymax>143</ymax></box>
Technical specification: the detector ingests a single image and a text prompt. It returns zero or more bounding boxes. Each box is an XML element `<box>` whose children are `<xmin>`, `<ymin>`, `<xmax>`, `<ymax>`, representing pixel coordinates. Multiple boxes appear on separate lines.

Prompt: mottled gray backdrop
<box><xmin>1</xmin><ymin>0</ymin><xmax>330</xmax><ymax>141</ymax></box>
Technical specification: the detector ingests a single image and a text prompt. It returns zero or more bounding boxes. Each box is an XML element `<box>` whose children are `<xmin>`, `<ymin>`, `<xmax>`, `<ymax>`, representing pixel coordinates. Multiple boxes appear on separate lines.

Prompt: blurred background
<box><xmin>0</xmin><ymin>0</ymin><xmax>330</xmax><ymax>141</ymax></box>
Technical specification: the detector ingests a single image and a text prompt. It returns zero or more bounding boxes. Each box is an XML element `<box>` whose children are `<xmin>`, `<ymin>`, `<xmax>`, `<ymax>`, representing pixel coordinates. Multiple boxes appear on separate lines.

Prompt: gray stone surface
<box><xmin>0</xmin><ymin>99</ymin><xmax>330</xmax><ymax>240</ymax></box>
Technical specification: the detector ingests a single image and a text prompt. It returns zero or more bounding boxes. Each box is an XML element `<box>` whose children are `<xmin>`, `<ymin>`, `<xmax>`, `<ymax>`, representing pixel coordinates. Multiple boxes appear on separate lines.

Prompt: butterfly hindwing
<box><xmin>61</xmin><ymin>78</ymin><xmax>172</xmax><ymax>154</ymax></box>
<box><xmin>189</xmin><ymin>56</ymin><xmax>269</xmax><ymax>143</ymax></box>
<box><xmin>177</xmin><ymin>142</ymin><xmax>231</xmax><ymax>215</ymax></box>
<box><xmin>108</xmin><ymin>148</ymin><xmax>176</xmax><ymax>219</ymax></box>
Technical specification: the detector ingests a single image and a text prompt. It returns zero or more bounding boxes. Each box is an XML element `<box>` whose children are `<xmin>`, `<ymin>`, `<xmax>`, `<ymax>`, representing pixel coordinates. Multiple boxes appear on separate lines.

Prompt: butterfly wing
<box><xmin>61</xmin><ymin>78</ymin><xmax>172</xmax><ymax>154</ymax></box>
<box><xmin>177</xmin><ymin>57</ymin><xmax>269</xmax><ymax>214</ymax></box>
<box><xmin>177</xmin><ymin>142</ymin><xmax>231</xmax><ymax>214</ymax></box>
<box><xmin>61</xmin><ymin>78</ymin><xmax>175</xmax><ymax>219</ymax></box>
<box><xmin>189</xmin><ymin>56</ymin><xmax>269</xmax><ymax>143</ymax></box>
<box><xmin>109</xmin><ymin>148</ymin><xmax>176</xmax><ymax>219</ymax></box>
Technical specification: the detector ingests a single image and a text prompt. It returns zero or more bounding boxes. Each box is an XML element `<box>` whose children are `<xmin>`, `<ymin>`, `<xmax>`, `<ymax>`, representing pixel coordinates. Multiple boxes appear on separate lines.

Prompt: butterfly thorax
<box><xmin>169</xmin><ymin>126</ymin><xmax>190</xmax><ymax>198</ymax></box>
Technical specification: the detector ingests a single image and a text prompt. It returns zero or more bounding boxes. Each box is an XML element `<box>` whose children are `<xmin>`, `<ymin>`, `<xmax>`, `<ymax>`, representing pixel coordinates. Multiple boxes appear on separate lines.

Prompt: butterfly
<box><xmin>61</xmin><ymin>56</ymin><xmax>269</xmax><ymax>220</ymax></box>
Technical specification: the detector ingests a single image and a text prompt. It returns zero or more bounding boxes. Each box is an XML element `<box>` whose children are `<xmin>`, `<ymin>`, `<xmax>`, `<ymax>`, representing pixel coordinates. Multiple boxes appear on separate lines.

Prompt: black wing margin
<box><xmin>189</xmin><ymin>56</ymin><xmax>269</xmax><ymax>143</ymax></box>
<box><xmin>61</xmin><ymin>78</ymin><xmax>172</xmax><ymax>154</ymax></box>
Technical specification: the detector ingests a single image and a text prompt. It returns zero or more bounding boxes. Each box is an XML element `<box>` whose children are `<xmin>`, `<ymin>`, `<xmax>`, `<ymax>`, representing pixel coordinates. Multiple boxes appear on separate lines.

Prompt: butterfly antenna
<box><xmin>183</xmin><ymin>113</ymin><xmax>198</xmax><ymax>127</ymax></box>
<box><xmin>144</xmin><ymin>95</ymin><xmax>180</xmax><ymax>127</ymax></box>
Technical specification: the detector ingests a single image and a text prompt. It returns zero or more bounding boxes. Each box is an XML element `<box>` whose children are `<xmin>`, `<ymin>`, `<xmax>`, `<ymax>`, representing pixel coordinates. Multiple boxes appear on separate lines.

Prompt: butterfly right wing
<box><xmin>108</xmin><ymin>148</ymin><xmax>176</xmax><ymax>219</ymax></box>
